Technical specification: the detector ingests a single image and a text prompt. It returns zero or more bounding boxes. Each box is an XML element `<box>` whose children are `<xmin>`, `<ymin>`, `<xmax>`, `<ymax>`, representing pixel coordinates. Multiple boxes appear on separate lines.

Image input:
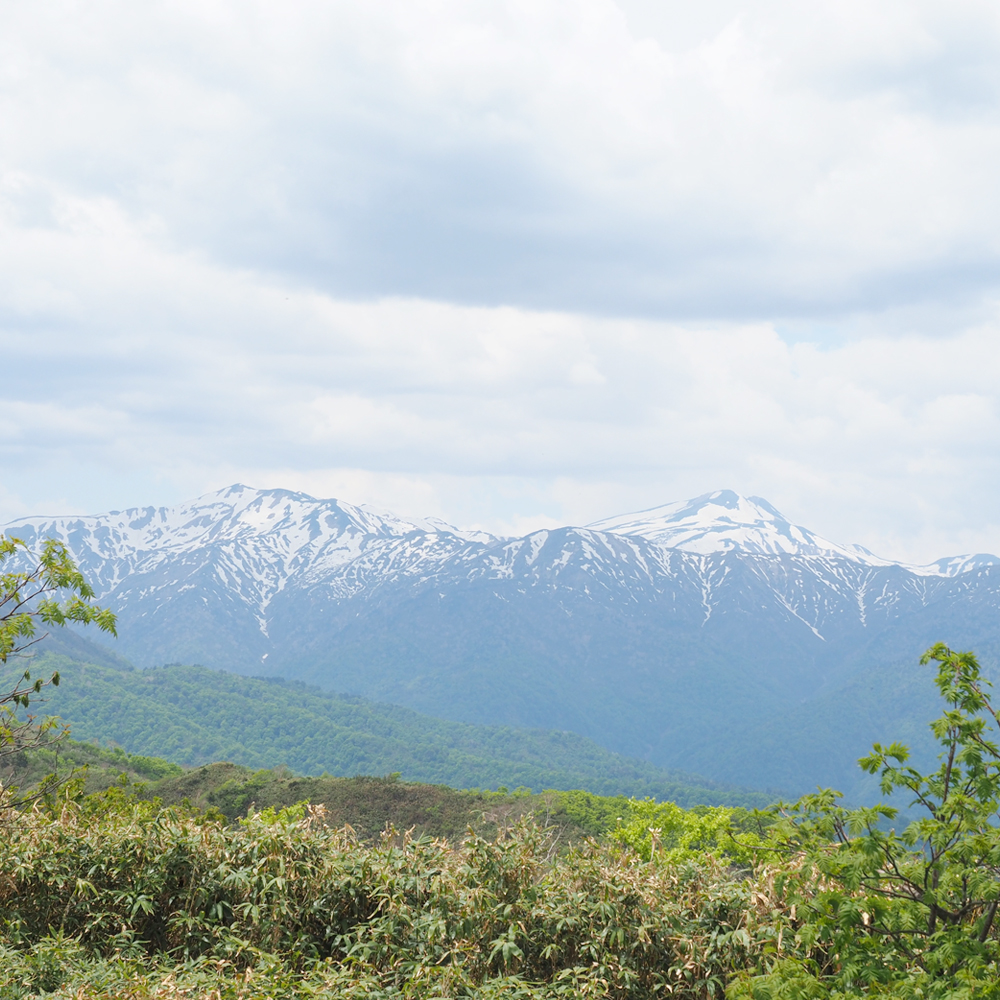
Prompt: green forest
<box><xmin>7</xmin><ymin>536</ymin><xmax>1000</xmax><ymax>996</ymax></box>
<box><xmin>16</xmin><ymin>650</ymin><xmax>772</xmax><ymax>809</ymax></box>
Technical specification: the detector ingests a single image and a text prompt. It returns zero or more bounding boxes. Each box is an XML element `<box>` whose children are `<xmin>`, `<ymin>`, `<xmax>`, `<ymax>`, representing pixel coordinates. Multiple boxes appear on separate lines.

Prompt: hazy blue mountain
<box><xmin>8</xmin><ymin>486</ymin><xmax>998</xmax><ymax>796</ymax></box>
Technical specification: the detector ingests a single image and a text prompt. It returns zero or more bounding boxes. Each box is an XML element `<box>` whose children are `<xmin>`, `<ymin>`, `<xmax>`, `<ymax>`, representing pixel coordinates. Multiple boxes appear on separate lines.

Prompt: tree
<box><xmin>733</xmin><ymin>644</ymin><xmax>1000</xmax><ymax>997</ymax></box>
<box><xmin>0</xmin><ymin>534</ymin><xmax>116</xmax><ymax>786</ymax></box>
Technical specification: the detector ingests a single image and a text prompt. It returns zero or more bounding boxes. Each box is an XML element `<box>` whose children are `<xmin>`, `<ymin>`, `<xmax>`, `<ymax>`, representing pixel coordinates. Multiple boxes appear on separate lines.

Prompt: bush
<box><xmin>0</xmin><ymin>789</ymin><xmax>782</xmax><ymax>998</ymax></box>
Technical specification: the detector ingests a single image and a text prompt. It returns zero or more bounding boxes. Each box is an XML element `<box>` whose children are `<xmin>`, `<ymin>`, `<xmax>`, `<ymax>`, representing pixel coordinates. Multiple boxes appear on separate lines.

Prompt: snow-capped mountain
<box><xmin>11</xmin><ymin>483</ymin><xmax>490</xmax><ymax>591</ymax></box>
<box><xmin>588</xmin><ymin>489</ymin><xmax>956</xmax><ymax>571</ymax></box>
<box><xmin>8</xmin><ymin>486</ymin><xmax>495</xmax><ymax>635</ymax></box>
<box><xmin>7</xmin><ymin>485</ymin><xmax>1000</xmax><ymax>797</ymax></box>
<box><xmin>588</xmin><ymin>489</ymin><xmax>855</xmax><ymax>558</ymax></box>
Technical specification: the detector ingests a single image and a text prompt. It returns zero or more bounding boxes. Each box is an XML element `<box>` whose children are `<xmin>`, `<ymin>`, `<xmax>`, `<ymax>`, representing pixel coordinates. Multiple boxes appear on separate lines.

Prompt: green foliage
<box><xmin>35</xmin><ymin>653</ymin><xmax>772</xmax><ymax>807</ymax></box>
<box><xmin>0</xmin><ymin>535</ymin><xmax>116</xmax><ymax>809</ymax></box>
<box><xmin>612</xmin><ymin>799</ymin><xmax>765</xmax><ymax>864</ymax></box>
<box><xmin>734</xmin><ymin>643</ymin><xmax>1000</xmax><ymax>998</ymax></box>
<box><xmin>557</xmin><ymin>790</ymin><xmax>767</xmax><ymax>864</ymax></box>
<box><xmin>0</xmin><ymin>535</ymin><xmax>116</xmax><ymax>665</ymax></box>
<box><xmin>0</xmin><ymin>789</ymin><xmax>782</xmax><ymax>999</ymax></box>
<box><xmin>556</xmin><ymin>789</ymin><xmax>633</xmax><ymax>835</ymax></box>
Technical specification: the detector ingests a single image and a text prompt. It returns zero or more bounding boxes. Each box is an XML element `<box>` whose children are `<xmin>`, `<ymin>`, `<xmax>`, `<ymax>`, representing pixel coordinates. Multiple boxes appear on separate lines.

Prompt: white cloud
<box><xmin>2</xmin><ymin>1</ymin><xmax>1000</xmax><ymax>560</ymax></box>
<box><xmin>1</xmin><ymin>197</ymin><xmax>999</xmax><ymax>561</ymax></box>
<box><xmin>1</xmin><ymin>1</ymin><xmax>999</xmax><ymax>316</ymax></box>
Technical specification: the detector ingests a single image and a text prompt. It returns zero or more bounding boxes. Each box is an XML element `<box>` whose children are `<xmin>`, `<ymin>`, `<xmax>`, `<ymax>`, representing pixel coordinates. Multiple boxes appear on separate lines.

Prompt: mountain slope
<box><xmin>8</xmin><ymin>486</ymin><xmax>999</xmax><ymax>794</ymax></box>
<box><xmin>21</xmin><ymin>650</ymin><xmax>772</xmax><ymax>807</ymax></box>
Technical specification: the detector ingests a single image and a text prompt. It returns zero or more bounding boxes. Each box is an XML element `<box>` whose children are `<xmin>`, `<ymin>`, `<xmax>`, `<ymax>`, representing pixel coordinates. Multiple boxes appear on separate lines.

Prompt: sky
<box><xmin>2</xmin><ymin>0</ymin><xmax>1000</xmax><ymax>563</ymax></box>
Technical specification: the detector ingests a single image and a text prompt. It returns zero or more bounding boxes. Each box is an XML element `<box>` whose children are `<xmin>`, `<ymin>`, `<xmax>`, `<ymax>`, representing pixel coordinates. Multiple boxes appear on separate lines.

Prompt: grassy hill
<box><xmin>0</xmin><ymin>737</ymin><xmax>184</xmax><ymax>797</ymax></box>
<box><xmin>12</xmin><ymin>649</ymin><xmax>775</xmax><ymax>808</ymax></box>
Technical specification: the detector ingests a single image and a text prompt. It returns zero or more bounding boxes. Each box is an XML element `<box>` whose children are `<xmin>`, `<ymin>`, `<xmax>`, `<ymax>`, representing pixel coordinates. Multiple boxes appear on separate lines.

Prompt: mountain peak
<box><xmin>8</xmin><ymin>483</ymin><xmax>993</xmax><ymax>572</ymax></box>
<box><xmin>587</xmin><ymin>490</ymin><xmax>880</xmax><ymax>561</ymax></box>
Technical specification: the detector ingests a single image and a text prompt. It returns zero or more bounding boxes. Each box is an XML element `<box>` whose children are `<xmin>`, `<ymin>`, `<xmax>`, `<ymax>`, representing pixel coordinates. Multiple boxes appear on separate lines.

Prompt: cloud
<box><xmin>1</xmin><ymin>192</ymin><xmax>999</xmax><ymax>562</ymax></box>
<box><xmin>2</xmin><ymin>0</ymin><xmax>1000</xmax><ymax>561</ymax></box>
<box><xmin>1</xmin><ymin>0</ymin><xmax>999</xmax><ymax>319</ymax></box>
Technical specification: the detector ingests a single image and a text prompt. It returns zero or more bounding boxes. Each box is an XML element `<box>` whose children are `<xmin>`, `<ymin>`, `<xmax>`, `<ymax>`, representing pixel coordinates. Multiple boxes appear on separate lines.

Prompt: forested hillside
<box><xmin>23</xmin><ymin>651</ymin><xmax>772</xmax><ymax>807</ymax></box>
<box><xmin>5</xmin><ymin>742</ymin><xmax>759</xmax><ymax>847</ymax></box>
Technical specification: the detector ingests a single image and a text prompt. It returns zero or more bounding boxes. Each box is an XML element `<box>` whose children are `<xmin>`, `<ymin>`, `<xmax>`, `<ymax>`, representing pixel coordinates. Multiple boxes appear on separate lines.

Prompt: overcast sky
<box><xmin>2</xmin><ymin>0</ymin><xmax>1000</xmax><ymax>562</ymax></box>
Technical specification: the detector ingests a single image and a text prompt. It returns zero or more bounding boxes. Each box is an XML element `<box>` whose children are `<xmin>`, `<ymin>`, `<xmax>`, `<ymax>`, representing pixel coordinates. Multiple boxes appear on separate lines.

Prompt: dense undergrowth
<box><xmin>0</xmin><ymin>789</ymin><xmax>777</xmax><ymax>1000</ymax></box>
<box><xmin>3</xmin><ymin>773</ymin><xmax>998</xmax><ymax>1000</ymax></box>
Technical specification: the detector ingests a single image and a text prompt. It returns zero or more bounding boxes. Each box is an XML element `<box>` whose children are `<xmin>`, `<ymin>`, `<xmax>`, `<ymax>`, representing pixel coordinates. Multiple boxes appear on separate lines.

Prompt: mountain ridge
<box><xmin>6</xmin><ymin>485</ymin><xmax>1000</xmax><ymax>795</ymax></box>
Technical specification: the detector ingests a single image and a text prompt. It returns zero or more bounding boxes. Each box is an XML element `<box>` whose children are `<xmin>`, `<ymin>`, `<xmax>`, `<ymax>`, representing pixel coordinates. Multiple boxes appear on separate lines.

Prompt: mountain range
<box><xmin>8</xmin><ymin>486</ymin><xmax>999</xmax><ymax>798</ymax></box>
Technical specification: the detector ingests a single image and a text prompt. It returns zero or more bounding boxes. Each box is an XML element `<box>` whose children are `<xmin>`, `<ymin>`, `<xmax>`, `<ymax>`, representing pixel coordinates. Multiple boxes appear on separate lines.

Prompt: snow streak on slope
<box><xmin>3</xmin><ymin>485</ymin><xmax>493</xmax><ymax>611</ymax></box>
<box><xmin>6</xmin><ymin>484</ymin><xmax>1000</xmax><ymax>666</ymax></box>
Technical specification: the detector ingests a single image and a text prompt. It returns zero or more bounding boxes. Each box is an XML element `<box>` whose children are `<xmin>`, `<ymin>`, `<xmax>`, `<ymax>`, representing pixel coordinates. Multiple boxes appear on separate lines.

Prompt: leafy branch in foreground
<box><xmin>0</xmin><ymin>534</ymin><xmax>116</xmax><ymax>803</ymax></box>
<box><xmin>0</xmin><ymin>535</ymin><xmax>117</xmax><ymax>665</ymax></box>
<box><xmin>732</xmin><ymin>643</ymin><xmax>1000</xmax><ymax>998</ymax></box>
